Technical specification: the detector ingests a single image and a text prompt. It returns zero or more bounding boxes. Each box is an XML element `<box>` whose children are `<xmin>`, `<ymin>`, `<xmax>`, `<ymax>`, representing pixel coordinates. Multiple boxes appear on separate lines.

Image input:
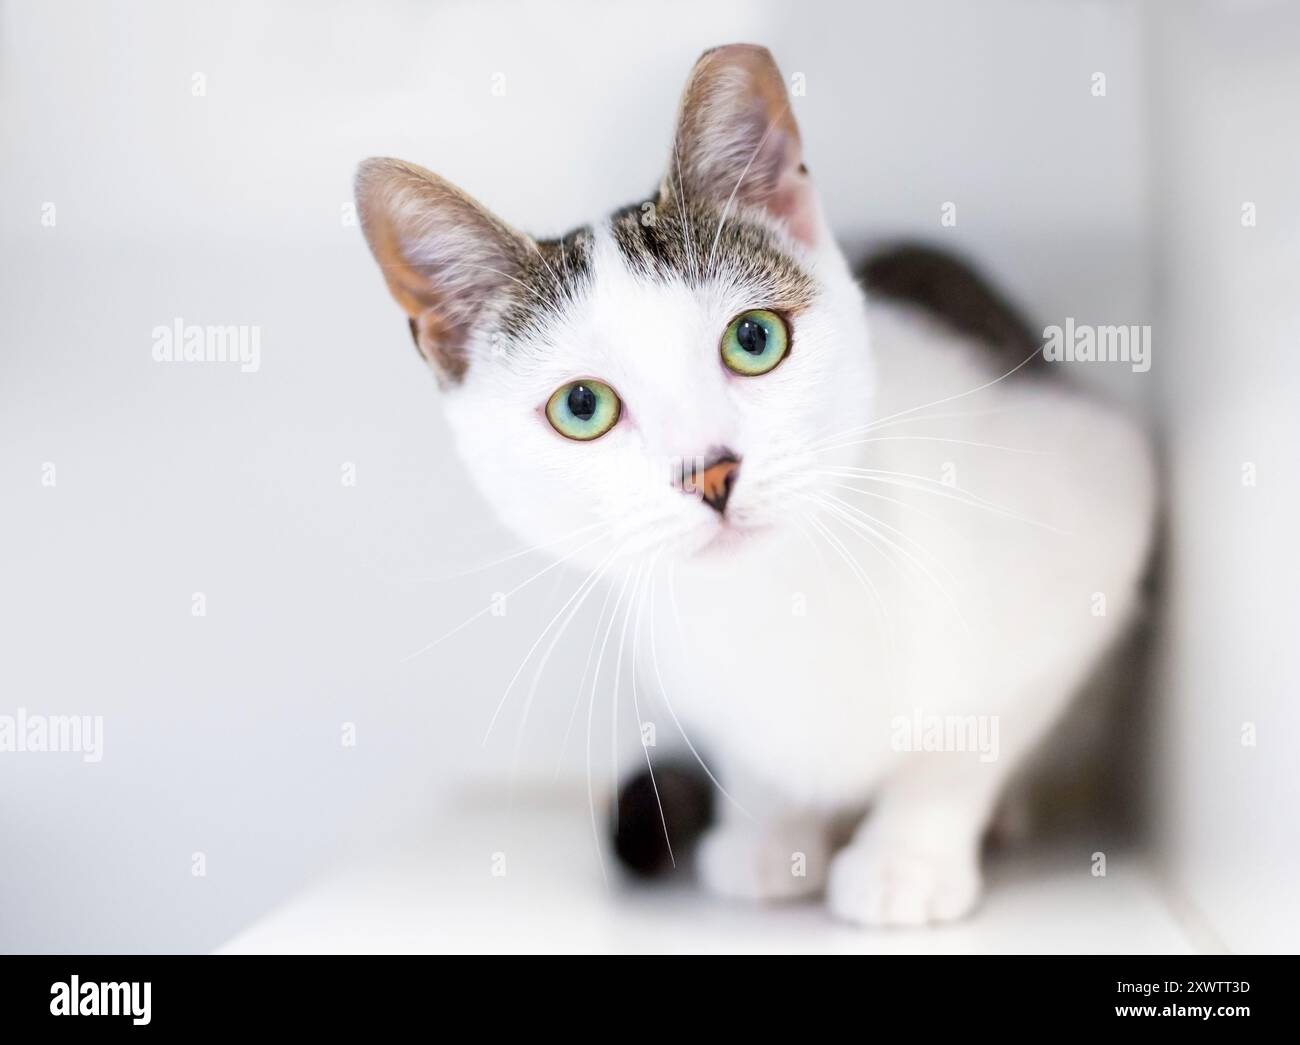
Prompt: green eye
<box><xmin>721</xmin><ymin>309</ymin><xmax>790</xmax><ymax>376</ymax></box>
<box><xmin>546</xmin><ymin>379</ymin><xmax>621</xmax><ymax>441</ymax></box>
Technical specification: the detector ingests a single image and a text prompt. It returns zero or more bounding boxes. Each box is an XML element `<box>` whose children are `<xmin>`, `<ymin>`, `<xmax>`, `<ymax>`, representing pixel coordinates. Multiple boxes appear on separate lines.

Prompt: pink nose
<box><xmin>698</xmin><ymin>456</ymin><xmax>740</xmax><ymax>514</ymax></box>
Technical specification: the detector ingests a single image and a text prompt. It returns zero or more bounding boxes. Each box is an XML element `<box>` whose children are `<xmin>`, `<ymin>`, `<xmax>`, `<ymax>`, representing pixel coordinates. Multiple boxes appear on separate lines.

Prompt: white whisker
<box><xmin>609</xmin><ymin>559</ymin><xmax>648</xmax><ymax>834</ymax></box>
<box><xmin>801</xmin><ymin>505</ymin><xmax>895</xmax><ymax>650</ymax></box>
<box><xmin>812</xmin><ymin>489</ymin><xmax>959</xmax><ymax>589</ymax></box>
<box><xmin>814</xmin><ymin>466</ymin><xmax>1069</xmax><ymax>534</ymax></box>
<box><xmin>809</xmin><ymin>349</ymin><xmax>1041</xmax><ymax>450</ymax></box>
<box><xmin>819</xmin><ymin>479</ymin><xmax>950</xmax><ymax>530</ymax></box>
<box><xmin>507</xmin><ymin>546</ymin><xmax>620</xmax><ymax>783</ymax></box>
<box><xmin>585</xmin><ymin>565</ymin><xmax>635</xmax><ymax>885</ymax></box>
<box><xmin>659</xmin><ymin>565</ymin><xmax>755</xmax><ymax>821</ymax></box>
<box><xmin>400</xmin><ymin>527</ymin><xmax>613</xmax><ymax>662</ymax></box>
<box><xmin>400</xmin><ymin>519</ymin><xmax>608</xmax><ymax>583</ymax></box>
<box><xmin>707</xmin><ymin>103</ymin><xmax>789</xmax><ymax>274</ymax></box>
<box><xmin>809</xmin><ymin>407</ymin><xmax>1014</xmax><ymax>451</ymax></box>
<box><xmin>554</xmin><ymin>568</ymin><xmax>620</xmax><ymax>779</ymax></box>
<box><xmin>628</xmin><ymin>551</ymin><xmax>676</xmax><ymax>865</ymax></box>
<box><xmin>809</xmin><ymin>490</ymin><xmax>969</xmax><ymax>633</ymax></box>
<box><xmin>813</xmin><ymin>434</ymin><xmax>1047</xmax><ymax>457</ymax></box>
<box><xmin>482</xmin><ymin>542</ymin><xmax>622</xmax><ymax>744</ymax></box>
<box><xmin>670</xmin><ymin>133</ymin><xmax>699</xmax><ymax>284</ymax></box>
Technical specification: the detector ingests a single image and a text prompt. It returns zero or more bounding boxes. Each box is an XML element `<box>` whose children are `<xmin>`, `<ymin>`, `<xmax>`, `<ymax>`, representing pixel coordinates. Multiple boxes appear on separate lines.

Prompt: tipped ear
<box><xmin>354</xmin><ymin>158</ymin><xmax>532</xmax><ymax>381</ymax></box>
<box><xmin>662</xmin><ymin>44</ymin><xmax>820</xmax><ymax>247</ymax></box>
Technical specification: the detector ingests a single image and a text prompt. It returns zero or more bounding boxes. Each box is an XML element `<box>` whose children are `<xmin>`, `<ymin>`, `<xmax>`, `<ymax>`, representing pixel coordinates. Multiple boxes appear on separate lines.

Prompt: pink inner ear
<box><xmin>668</xmin><ymin>46</ymin><xmax>824</xmax><ymax>249</ymax></box>
<box><xmin>738</xmin><ymin>114</ymin><xmax>819</xmax><ymax>249</ymax></box>
<box><xmin>770</xmin><ymin>169</ymin><xmax>819</xmax><ymax>248</ymax></box>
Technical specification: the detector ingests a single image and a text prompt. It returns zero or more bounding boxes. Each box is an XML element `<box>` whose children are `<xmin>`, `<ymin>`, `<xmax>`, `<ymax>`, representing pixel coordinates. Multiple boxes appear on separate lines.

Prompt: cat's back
<box><xmin>860</xmin><ymin>264</ymin><xmax>1157</xmax><ymax>664</ymax></box>
<box><xmin>862</xmin><ymin>286</ymin><xmax>1155</xmax><ymax>542</ymax></box>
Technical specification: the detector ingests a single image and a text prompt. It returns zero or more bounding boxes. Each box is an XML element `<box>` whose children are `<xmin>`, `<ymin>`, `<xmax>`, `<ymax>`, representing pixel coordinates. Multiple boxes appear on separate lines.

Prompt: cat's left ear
<box><xmin>661</xmin><ymin>44</ymin><xmax>821</xmax><ymax>248</ymax></box>
<box><xmin>354</xmin><ymin>157</ymin><xmax>534</xmax><ymax>383</ymax></box>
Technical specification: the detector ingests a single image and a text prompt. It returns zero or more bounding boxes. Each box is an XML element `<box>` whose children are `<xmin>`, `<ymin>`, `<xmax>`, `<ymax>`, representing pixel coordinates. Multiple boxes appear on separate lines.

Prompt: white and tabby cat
<box><xmin>355</xmin><ymin>44</ymin><xmax>1155</xmax><ymax>926</ymax></box>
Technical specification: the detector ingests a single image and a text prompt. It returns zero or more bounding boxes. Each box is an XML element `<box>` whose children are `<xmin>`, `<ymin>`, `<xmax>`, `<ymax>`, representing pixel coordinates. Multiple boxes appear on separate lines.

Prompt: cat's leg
<box><xmin>696</xmin><ymin>805</ymin><xmax>835</xmax><ymax>903</ymax></box>
<box><xmin>692</xmin><ymin>761</ymin><xmax>839</xmax><ymax>904</ymax></box>
<box><xmin>826</xmin><ymin>756</ymin><xmax>1012</xmax><ymax>926</ymax></box>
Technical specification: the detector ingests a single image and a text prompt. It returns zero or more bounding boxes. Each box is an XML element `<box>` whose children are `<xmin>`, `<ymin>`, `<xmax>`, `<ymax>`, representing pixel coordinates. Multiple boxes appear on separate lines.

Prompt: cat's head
<box><xmin>356</xmin><ymin>44</ymin><xmax>873</xmax><ymax>567</ymax></box>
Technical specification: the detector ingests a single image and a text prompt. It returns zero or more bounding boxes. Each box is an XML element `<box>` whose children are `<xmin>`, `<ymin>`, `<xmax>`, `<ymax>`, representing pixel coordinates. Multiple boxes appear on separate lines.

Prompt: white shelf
<box><xmin>220</xmin><ymin>797</ymin><xmax>1200</xmax><ymax>954</ymax></box>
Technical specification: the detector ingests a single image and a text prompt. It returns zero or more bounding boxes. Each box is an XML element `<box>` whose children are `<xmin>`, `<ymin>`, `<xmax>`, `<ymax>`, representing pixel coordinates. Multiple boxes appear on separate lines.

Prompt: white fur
<box><xmin>441</xmin><ymin>208</ymin><xmax>1156</xmax><ymax>927</ymax></box>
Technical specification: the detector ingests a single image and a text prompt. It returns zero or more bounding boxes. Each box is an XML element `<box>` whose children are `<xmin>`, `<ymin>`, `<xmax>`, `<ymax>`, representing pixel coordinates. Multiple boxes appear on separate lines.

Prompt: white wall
<box><xmin>1147</xmin><ymin>1</ymin><xmax>1300</xmax><ymax>954</ymax></box>
<box><xmin>2</xmin><ymin>0</ymin><xmax>1158</xmax><ymax>951</ymax></box>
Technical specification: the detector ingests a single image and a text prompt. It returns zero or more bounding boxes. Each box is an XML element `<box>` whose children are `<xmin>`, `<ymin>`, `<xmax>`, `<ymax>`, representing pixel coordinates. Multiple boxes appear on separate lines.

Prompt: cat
<box><xmin>354</xmin><ymin>44</ymin><xmax>1155</xmax><ymax>926</ymax></box>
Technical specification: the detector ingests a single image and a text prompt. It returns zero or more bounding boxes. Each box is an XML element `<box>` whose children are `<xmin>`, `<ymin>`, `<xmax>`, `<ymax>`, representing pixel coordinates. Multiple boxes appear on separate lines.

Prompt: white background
<box><xmin>1</xmin><ymin>0</ymin><xmax>1295</xmax><ymax>952</ymax></box>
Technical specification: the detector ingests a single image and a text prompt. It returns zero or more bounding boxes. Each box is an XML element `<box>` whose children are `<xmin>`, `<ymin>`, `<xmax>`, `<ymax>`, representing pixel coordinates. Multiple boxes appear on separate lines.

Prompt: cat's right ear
<box><xmin>354</xmin><ymin>158</ymin><xmax>531</xmax><ymax>382</ymax></box>
<box><xmin>661</xmin><ymin>44</ymin><xmax>821</xmax><ymax>248</ymax></box>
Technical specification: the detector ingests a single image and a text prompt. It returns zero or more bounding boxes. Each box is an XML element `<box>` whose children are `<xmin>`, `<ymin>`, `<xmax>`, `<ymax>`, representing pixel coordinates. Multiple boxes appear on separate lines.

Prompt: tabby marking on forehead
<box><xmin>608</xmin><ymin>194</ymin><xmax>817</xmax><ymax>313</ymax></box>
<box><xmin>496</xmin><ymin>224</ymin><xmax>596</xmax><ymax>341</ymax></box>
<box><xmin>492</xmin><ymin>196</ymin><xmax>816</xmax><ymax>348</ymax></box>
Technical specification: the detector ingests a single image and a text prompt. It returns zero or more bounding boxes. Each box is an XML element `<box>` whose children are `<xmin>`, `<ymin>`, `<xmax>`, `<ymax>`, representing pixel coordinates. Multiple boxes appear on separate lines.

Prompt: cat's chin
<box><xmin>691</xmin><ymin>520</ymin><xmax>774</xmax><ymax>559</ymax></box>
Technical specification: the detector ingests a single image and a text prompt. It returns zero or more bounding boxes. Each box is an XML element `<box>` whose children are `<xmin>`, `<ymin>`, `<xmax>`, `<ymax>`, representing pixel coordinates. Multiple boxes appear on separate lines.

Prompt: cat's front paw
<box><xmin>826</xmin><ymin>839</ymin><xmax>982</xmax><ymax>927</ymax></box>
<box><xmin>696</xmin><ymin>824</ymin><xmax>827</xmax><ymax>903</ymax></box>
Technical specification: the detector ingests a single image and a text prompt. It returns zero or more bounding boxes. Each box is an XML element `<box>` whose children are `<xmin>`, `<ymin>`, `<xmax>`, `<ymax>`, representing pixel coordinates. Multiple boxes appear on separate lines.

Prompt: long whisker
<box><xmin>810</xmin><ymin>348</ymin><xmax>1042</xmax><ymax>450</ymax></box>
<box><xmin>809</xmin><ymin>407</ymin><xmax>1015</xmax><ymax>451</ymax></box>
<box><xmin>810</xmin><ymin>488</ymin><xmax>960</xmax><ymax>590</ymax></box>
<box><xmin>660</xmin><ymin>564</ymin><xmax>754</xmax><ymax>822</ymax></box>
<box><xmin>630</xmin><ymin>550</ymin><xmax>675</xmax><ymax>866</ymax></box>
<box><xmin>548</xmin><ymin>522</ymin><xmax>701</xmax><ymax>778</ymax></box>
<box><xmin>400</xmin><ymin>527</ymin><xmax>613</xmax><ymax>662</ymax></box>
<box><xmin>555</xmin><ymin>222</ymin><xmax>572</xmax><ymax>287</ymax></box>
<box><xmin>813</xmin><ymin>434</ymin><xmax>1048</xmax><ymax>457</ymax></box>
<box><xmin>819</xmin><ymin>478</ymin><xmax>951</xmax><ymax>530</ymax></box>
<box><xmin>609</xmin><ymin>559</ymin><xmax>648</xmax><ymax>835</ymax></box>
<box><xmin>790</xmin><ymin>509</ymin><xmax>831</xmax><ymax>566</ymax></box>
<box><xmin>802</xmin><ymin>495</ymin><xmax>910</xmax><ymax>620</ymax></box>
<box><xmin>809</xmin><ymin>490</ymin><xmax>969</xmax><ymax>632</ymax></box>
<box><xmin>707</xmin><ymin>103</ymin><xmax>789</xmax><ymax>274</ymax></box>
<box><xmin>525</xmin><ymin>236</ymin><xmax>565</xmax><ymax>301</ymax></box>
<box><xmin>801</xmin><ymin>506</ymin><xmax>894</xmax><ymax>651</ymax></box>
<box><xmin>554</xmin><ymin>566</ymin><xmax>620</xmax><ymax>779</ymax></box>
<box><xmin>586</xmin><ymin>565</ymin><xmax>636</xmax><ymax>885</ymax></box>
<box><xmin>669</xmin><ymin>132</ymin><xmax>699</xmax><ymax>284</ymax></box>
<box><xmin>507</xmin><ymin>545</ymin><xmax>621</xmax><ymax>782</ymax></box>
<box><xmin>402</xmin><ymin>519</ymin><xmax>608</xmax><ymax>583</ymax></box>
<box><xmin>482</xmin><ymin>542</ymin><xmax>622</xmax><ymax>744</ymax></box>
<box><xmin>814</xmin><ymin>466</ymin><xmax>1069</xmax><ymax>534</ymax></box>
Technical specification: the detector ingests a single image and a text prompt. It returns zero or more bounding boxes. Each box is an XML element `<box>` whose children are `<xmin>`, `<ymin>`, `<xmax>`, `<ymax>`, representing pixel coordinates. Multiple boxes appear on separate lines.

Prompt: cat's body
<box><xmin>655</xmin><ymin>296</ymin><xmax>1154</xmax><ymax>919</ymax></box>
<box><xmin>355</xmin><ymin>44</ymin><xmax>1156</xmax><ymax>925</ymax></box>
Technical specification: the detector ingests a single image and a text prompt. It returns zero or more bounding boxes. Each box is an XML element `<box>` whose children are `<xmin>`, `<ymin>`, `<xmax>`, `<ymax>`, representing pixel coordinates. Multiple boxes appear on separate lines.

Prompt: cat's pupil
<box><xmin>737</xmin><ymin>317</ymin><xmax>767</xmax><ymax>355</ymax></box>
<box><xmin>568</xmin><ymin>384</ymin><xmax>597</xmax><ymax>421</ymax></box>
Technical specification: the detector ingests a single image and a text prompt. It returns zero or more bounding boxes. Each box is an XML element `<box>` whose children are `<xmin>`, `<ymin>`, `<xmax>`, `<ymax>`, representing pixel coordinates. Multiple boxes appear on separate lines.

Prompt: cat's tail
<box><xmin>858</xmin><ymin>242</ymin><xmax>1048</xmax><ymax>372</ymax></box>
<box><xmin>610</xmin><ymin>762</ymin><xmax>714</xmax><ymax>877</ymax></box>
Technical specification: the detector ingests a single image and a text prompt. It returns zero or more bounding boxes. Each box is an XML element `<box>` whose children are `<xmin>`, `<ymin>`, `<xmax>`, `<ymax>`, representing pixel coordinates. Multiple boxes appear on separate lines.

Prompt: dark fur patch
<box><xmin>610</xmin><ymin>193</ymin><xmax>817</xmax><ymax>312</ymax></box>
<box><xmin>860</xmin><ymin>243</ymin><xmax>1045</xmax><ymax>369</ymax></box>
<box><xmin>493</xmin><ymin>197</ymin><xmax>815</xmax><ymax>349</ymax></box>
<box><xmin>496</xmin><ymin>224</ymin><xmax>596</xmax><ymax>340</ymax></box>
<box><xmin>611</xmin><ymin>762</ymin><xmax>714</xmax><ymax>877</ymax></box>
